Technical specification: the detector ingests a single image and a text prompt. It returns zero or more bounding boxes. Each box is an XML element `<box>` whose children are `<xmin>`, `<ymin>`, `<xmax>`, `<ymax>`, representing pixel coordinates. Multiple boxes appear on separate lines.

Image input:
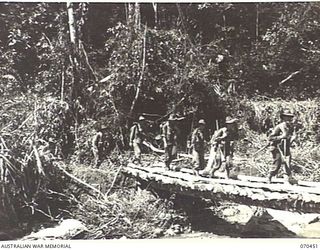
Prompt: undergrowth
<box><xmin>67</xmin><ymin>157</ymin><xmax>190</xmax><ymax>239</ymax></box>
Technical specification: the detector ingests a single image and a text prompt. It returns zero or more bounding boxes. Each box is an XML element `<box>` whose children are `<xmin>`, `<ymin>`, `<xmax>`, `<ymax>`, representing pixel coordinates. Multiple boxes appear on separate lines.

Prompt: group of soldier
<box><xmin>94</xmin><ymin>108</ymin><xmax>297</xmax><ymax>184</ymax></box>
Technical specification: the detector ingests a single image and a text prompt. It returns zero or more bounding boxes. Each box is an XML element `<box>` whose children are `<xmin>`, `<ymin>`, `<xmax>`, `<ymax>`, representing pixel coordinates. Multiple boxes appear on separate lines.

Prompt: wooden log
<box><xmin>123</xmin><ymin>163</ymin><xmax>320</xmax><ymax>213</ymax></box>
<box><xmin>126</xmin><ymin>163</ymin><xmax>320</xmax><ymax>196</ymax></box>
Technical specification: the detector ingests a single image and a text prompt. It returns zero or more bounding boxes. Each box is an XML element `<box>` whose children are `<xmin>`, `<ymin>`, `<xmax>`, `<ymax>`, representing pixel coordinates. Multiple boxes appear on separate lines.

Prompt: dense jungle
<box><xmin>0</xmin><ymin>2</ymin><xmax>319</xmax><ymax>240</ymax></box>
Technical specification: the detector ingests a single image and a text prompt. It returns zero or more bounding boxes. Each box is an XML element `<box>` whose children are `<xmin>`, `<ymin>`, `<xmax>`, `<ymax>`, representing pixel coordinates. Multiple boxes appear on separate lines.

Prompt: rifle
<box><xmin>143</xmin><ymin>141</ymin><xmax>164</xmax><ymax>153</ymax></box>
<box><xmin>143</xmin><ymin>141</ymin><xmax>192</xmax><ymax>159</ymax></box>
<box><xmin>252</xmin><ymin>143</ymin><xmax>270</xmax><ymax>157</ymax></box>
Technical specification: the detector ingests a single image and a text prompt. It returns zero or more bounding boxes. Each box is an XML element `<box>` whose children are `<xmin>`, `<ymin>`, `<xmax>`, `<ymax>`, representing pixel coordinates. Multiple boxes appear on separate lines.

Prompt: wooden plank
<box><xmin>122</xmin><ymin>163</ymin><xmax>320</xmax><ymax>213</ymax></box>
<box><xmin>140</xmin><ymin>144</ymin><xmax>320</xmax><ymax>188</ymax></box>
<box><xmin>235</xmin><ymin>174</ymin><xmax>320</xmax><ymax>188</ymax></box>
<box><xmin>124</xmin><ymin>166</ymin><xmax>320</xmax><ymax>203</ymax></box>
<box><xmin>126</xmin><ymin>163</ymin><xmax>320</xmax><ymax>195</ymax></box>
<box><xmin>136</xmin><ymin>176</ymin><xmax>320</xmax><ymax>213</ymax></box>
<box><xmin>136</xmin><ymin>160</ymin><xmax>320</xmax><ymax>188</ymax></box>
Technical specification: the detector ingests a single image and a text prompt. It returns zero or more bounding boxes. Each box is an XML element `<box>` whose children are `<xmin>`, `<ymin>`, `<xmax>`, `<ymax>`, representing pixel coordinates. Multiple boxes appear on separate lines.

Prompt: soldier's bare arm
<box><xmin>268</xmin><ymin>125</ymin><xmax>282</xmax><ymax>141</ymax></box>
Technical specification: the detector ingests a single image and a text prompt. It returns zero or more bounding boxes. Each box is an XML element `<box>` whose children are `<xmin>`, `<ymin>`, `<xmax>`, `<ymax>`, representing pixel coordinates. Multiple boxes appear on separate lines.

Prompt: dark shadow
<box><xmin>240</xmin><ymin>211</ymin><xmax>297</xmax><ymax>238</ymax></box>
<box><xmin>172</xmin><ymin>195</ymin><xmax>298</xmax><ymax>238</ymax></box>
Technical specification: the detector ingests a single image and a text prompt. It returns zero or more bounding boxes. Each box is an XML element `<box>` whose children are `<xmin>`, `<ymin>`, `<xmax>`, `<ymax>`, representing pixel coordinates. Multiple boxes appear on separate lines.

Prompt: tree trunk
<box><xmin>176</xmin><ymin>4</ymin><xmax>194</xmax><ymax>47</ymax></box>
<box><xmin>127</xmin><ymin>3</ymin><xmax>134</xmax><ymax>26</ymax></box>
<box><xmin>256</xmin><ymin>4</ymin><xmax>259</xmax><ymax>43</ymax></box>
<box><xmin>67</xmin><ymin>1</ymin><xmax>82</xmax><ymax>111</ymax></box>
<box><xmin>129</xmin><ymin>25</ymin><xmax>147</xmax><ymax>117</ymax></box>
<box><xmin>66</xmin><ymin>1</ymin><xmax>82</xmax><ymax>131</ymax></box>
<box><xmin>124</xmin><ymin>3</ymin><xmax>128</xmax><ymax>24</ymax></box>
<box><xmin>78</xmin><ymin>3</ymin><xmax>88</xmax><ymax>42</ymax></box>
<box><xmin>152</xmin><ymin>3</ymin><xmax>158</xmax><ymax>27</ymax></box>
<box><xmin>134</xmin><ymin>2</ymin><xmax>141</xmax><ymax>30</ymax></box>
<box><xmin>67</xmin><ymin>2</ymin><xmax>77</xmax><ymax>46</ymax></box>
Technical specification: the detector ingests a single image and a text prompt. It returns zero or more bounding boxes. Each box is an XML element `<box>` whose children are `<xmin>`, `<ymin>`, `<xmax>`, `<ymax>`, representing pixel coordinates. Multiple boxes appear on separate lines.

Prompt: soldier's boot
<box><xmin>193</xmin><ymin>169</ymin><xmax>199</xmax><ymax>176</ymax></box>
<box><xmin>171</xmin><ymin>165</ymin><xmax>181</xmax><ymax>172</ymax></box>
<box><xmin>267</xmin><ymin>173</ymin><xmax>273</xmax><ymax>184</ymax></box>
<box><xmin>224</xmin><ymin>162</ymin><xmax>231</xmax><ymax>179</ymax></box>
<box><xmin>290</xmin><ymin>176</ymin><xmax>298</xmax><ymax>185</ymax></box>
<box><xmin>284</xmin><ymin>174</ymin><xmax>297</xmax><ymax>185</ymax></box>
<box><xmin>199</xmin><ymin>167</ymin><xmax>211</xmax><ymax>177</ymax></box>
<box><xmin>283</xmin><ymin>174</ymin><xmax>291</xmax><ymax>184</ymax></box>
<box><xmin>210</xmin><ymin>168</ymin><xmax>218</xmax><ymax>178</ymax></box>
<box><xmin>225</xmin><ymin>168</ymin><xmax>230</xmax><ymax>179</ymax></box>
<box><xmin>164</xmin><ymin>161</ymin><xmax>170</xmax><ymax>171</ymax></box>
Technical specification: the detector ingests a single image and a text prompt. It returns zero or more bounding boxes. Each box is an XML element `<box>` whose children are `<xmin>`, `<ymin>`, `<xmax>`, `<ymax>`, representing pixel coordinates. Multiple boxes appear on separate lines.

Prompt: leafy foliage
<box><xmin>1</xmin><ymin>2</ymin><xmax>320</xmax><ymax>239</ymax></box>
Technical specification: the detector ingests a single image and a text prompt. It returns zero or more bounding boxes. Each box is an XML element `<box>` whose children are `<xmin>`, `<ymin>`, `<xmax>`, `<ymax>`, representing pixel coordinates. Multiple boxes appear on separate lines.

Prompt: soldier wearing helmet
<box><xmin>267</xmin><ymin>109</ymin><xmax>296</xmax><ymax>183</ymax></box>
<box><xmin>200</xmin><ymin>116</ymin><xmax>239</xmax><ymax>179</ymax></box>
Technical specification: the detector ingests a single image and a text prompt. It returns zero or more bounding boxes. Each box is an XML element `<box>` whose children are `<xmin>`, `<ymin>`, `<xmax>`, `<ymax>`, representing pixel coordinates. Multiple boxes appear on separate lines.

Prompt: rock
<box><xmin>23</xmin><ymin>219</ymin><xmax>87</xmax><ymax>240</ymax></box>
<box><xmin>308</xmin><ymin>216</ymin><xmax>320</xmax><ymax>224</ymax></box>
<box><xmin>299</xmin><ymin>222</ymin><xmax>320</xmax><ymax>238</ymax></box>
<box><xmin>266</xmin><ymin>209</ymin><xmax>320</xmax><ymax>237</ymax></box>
<box><xmin>153</xmin><ymin>228</ymin><xmax>164</xmax><ymax>237</ymax></box>
<box><xmin>212</xmin><ymin>204</ymin><xmax>320</xmax><ymax>238</ymax></box>
<box><xmin>242</xmin><ymin>208</ymin><xmax>296</xmax><ymax>238</ymax></box>
<box><xmin>217</xmin><ymin>204</ymin><xmax>254</xmax><ymax>225</ymax></box>
<box><xmin>222</xmin><ymin>208</ymin><xmax>237</xmax><ymax>217</ymax></box>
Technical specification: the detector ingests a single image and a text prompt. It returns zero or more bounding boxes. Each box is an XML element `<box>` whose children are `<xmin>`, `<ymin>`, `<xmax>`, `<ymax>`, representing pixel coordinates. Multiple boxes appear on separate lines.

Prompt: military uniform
<box><xmin>191</xmin><ymin>120</ymin><xmax>206</xmax><ymax>171</ymax></box>
<box><xmin>268</xmin><ymin>110</ymin><xmax>295</xmax><ymax>182</ymax></box>
<box><xmin>162</xmin><ymin>117</ymin><xmax>179</xmax><ymax>169</ymax></box>
<box><xmin>200</xmin><ymin>117</ymin><xmax>238</xmax><ymax>178</ymax></box>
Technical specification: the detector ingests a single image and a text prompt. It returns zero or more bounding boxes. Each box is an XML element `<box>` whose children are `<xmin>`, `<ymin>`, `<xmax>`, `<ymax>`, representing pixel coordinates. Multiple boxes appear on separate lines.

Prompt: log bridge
<box><xmin>122</xmin><ymin>162</ymin><xmax>320</xmax><ymax>214</ymax></box>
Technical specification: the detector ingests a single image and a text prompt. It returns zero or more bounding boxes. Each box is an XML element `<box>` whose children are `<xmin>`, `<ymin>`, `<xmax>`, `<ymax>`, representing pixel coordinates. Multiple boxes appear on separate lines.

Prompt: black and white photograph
<box><xmin>0</xmin><ymin>1</ymin><xmax>320</xmax><ymax>245</ymax></box>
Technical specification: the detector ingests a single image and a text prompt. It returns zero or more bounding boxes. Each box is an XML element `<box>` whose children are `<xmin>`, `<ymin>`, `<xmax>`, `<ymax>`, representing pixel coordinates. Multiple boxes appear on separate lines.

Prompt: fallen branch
<box><xmin>18</xmin><ymin>114</ymin><xmax>33</xmax><ymax>131</ymax></box>
<box><xmin>140</xmin><ymin>113</ymin><xmax>162</xmax><ymax>117</ymax></box>
<box><xmin>143</xmin><ymin>141</ymin><xmax>192</xmax><ymax>159</ymax></box>
<box><xmin>54</xmin><ymin>162</ymin><xmax>104</xmax><ymax>197</ymax></box>
<box><xmin>34</xmin><ymin>208</ymin><xmax>57</xmax><ymax>221</ymax></box>
<box><xmin>48</xmin><ymin>189</ymin><xmax>80</xmax><ymax>203</ymax></box>
<box><xmin>143</xmin><ymin>141</ymin><xmax>164</xmax><ymax>153</ymax></box>
<box><xmin>105</xmin><ymin>166</ymin><xmax>122</xmax><ymax>196</ymax></box>
<box><xmin>279</xmin><ymin>70</ymin><xmax>301</xmax><ymax>85</ymax></box>
<box><xmin>0</xmin><ymin>136</ymin><xmax>9</xmax><ymax>149</ymax></box>
<box><xmin>99</xmin><ymin>74</ymin><xmax>114</xmax><ymax>83</ymax></box>
<box><xmin>42</xmin><ymin>32</ymin><xmax>53</xmax><ymax>51</ymax></box>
